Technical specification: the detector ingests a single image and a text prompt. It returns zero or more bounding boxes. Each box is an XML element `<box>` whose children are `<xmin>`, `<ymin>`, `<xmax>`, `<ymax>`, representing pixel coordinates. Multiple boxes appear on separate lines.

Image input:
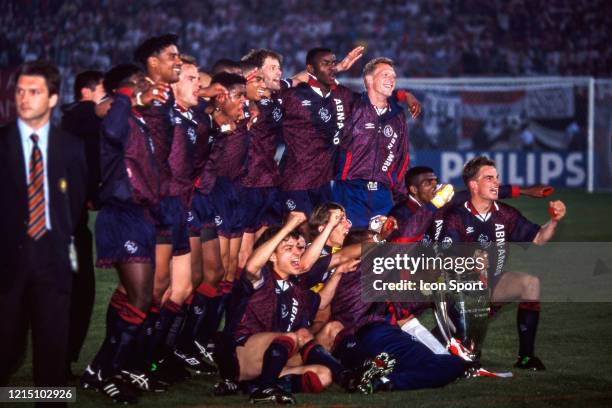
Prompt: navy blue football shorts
<box><xmin>95</xmin><ymin>203</ymin><xmax>156</xmax><ymax>268</ymax></box>
<box><xmin>332</xmin><ymin>179</ymin><xmax>393</xmax><ymax>229</ymax></box>
<box><xmin>153</xmin><ymin>196</ymin><xmax>190</xmax><ymax>256</ymax></box>
<box><xmin>209</xmin><ymin>177</ymin><xmax>246</xmax><ymax>238</ymax></box>
<box><xmin>241</xmin><ymin>186</ymin><xmax>281</xmax><ymax>233</ymax></box>
<box><xmin>280</xmin><ymin>183</ymin><xmax>333</xmax><ymax>217</ymax></box>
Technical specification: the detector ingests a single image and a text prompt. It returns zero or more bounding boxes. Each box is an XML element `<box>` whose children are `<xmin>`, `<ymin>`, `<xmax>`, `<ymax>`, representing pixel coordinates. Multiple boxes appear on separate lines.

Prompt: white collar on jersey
<box><xmin>174</xmin><ymin>103</ymin><xmax>196</xmax><ymax>123</ymax></box>
<box><xmin>464</xmin><ymin>201</ymin><xmax>499</xmax><ymax>222</ymax></box>
<box><xmin>409</xmin><ymin>195</ymin><xmax>423</xmax><ymax>207</ymax></box>
<box><xmin>374</xmin><ymin>105</ymin><xmax>388</xmax><ymax>116</ymax></box>
<box><xmin>275</xmin><ymin>279</ymin><xmax>292</xmax><ymax>292</ymax></box>
<box><xmin>308</xmin><ymin>73</ymin><xmax>339</xmax><ymax>98</ymax></box>
<box><xmin>309</xmin><ymin>84</ymin><xmax>330</xmax><ymax>98</ymax></box>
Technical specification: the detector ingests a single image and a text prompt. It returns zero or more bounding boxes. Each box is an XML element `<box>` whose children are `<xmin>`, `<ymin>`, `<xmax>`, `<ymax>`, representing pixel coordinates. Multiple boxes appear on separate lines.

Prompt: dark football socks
<box><xmin>90</xmin><ymin>289</ymin><xmax>126</xmax><ymax>377</ymax></box>
<box><xmin>517</xmin><ymin>302</ymin><xmax>540</xmax><ymax>357</ymax></box>
<box><xmin>213</xmin><ymin>331</ymin><xmax>240</xmax><ymax>381</ymax></box>
<box><xmin>301</xmin><ymin>340</ymin><xmax>344</xmax><ymax>384</ymax></box>
<box><xmin>280</xmin><ymin>371</ymin><xmax>324</xmax><ymax>393</ymax></box>
<box><xmin>107</xmin><ymin>302</ymin><xmax>146</xmax><ymax>375</ymax></box>
<box><xmin>258</xmin><ymin>336</ymin><xmax>295</xmax><ymax>388</ymax></box>
<box><xmin>149</xmin><ymin>299</ymin><xmax>182</xmax><ymax>362</ymax></box>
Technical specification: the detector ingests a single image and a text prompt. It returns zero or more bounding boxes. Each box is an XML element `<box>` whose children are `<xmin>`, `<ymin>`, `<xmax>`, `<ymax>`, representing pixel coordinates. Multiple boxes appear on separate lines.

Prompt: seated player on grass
<box><xmin>212</xmin><ymin>211</ymin><xmax>391</xmax><ymax>404</ymax></box>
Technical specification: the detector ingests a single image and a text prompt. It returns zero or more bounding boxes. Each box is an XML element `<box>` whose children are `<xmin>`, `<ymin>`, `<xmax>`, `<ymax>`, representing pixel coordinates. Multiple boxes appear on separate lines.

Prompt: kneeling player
<box><xmin>440</xmin><ymin>156</ymin><xmax>566</xmax><ymax>370</ymax></box>
<box><xmin>386</xmin><ymin>166</ymin><xmax>554</xmax><ymax>356</ymax></box>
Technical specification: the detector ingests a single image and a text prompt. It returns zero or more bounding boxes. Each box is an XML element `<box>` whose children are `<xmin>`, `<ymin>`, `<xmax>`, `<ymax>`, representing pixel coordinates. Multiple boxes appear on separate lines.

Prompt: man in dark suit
<box><xmin>0</xmin><ymin>60</ymin><xmax>86</xmax><ymax>389</ymax></box>
<box><xmin>61</xmin><ymin>69</ymin><xmax>104</xmax><ymax>378</ymax></box>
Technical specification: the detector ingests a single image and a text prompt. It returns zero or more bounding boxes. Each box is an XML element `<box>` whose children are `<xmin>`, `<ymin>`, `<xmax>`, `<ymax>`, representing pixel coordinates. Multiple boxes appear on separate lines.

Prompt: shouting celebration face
<box><xmin>472</xmin><ymin>165</ymin><xmax>500</xmax><ymax>201</ymax></box>
<box><xmin>328</xmin><ymin>211</ymin><xmax>352</xmax><ymax>247</ymax></box>
<box><xmin>270</xmin><ymin>235</ymin><xmax>307</xmax><ymax>276</ymax></box>
<box><xmin>220</xmin><ymin>84</ymin><xmax>247</xmax><ymax>121</ymax></box>
<box><xmin>261</xmin><ymin>56</ymin><xmax>282</xmax><ymax>92</ymax></box>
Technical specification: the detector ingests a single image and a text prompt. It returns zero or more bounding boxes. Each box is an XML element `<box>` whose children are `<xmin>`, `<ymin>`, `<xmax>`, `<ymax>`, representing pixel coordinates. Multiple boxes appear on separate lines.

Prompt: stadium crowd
<box><xmin>0</xmin><ymin>26</ymin><xmax>569</xmax><ymax>405</ymax></box>
<box><xmin>1</xmin><ymin>0</ymin><xmax>610</xmax><ymax>89</ymax></box>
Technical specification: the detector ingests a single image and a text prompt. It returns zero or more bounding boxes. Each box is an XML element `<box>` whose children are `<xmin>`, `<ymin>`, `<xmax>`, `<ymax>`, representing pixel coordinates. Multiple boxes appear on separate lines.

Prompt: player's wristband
<box><xmin>396</xmin><ymin>89</ymin><xmax>408</xmax><ymax>103</ymax></box>
<box><xmin>542</xmin><ymin>186</ymin><xmax>554</xmax><ymax>197</ymax></box>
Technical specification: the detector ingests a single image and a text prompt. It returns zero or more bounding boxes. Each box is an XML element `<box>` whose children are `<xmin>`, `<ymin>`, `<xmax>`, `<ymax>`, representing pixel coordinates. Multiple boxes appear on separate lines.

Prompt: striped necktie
<box><xmin>27</xmin><ymin>133</ymin><xmax>47</xmax><ymax>240</ymax></box>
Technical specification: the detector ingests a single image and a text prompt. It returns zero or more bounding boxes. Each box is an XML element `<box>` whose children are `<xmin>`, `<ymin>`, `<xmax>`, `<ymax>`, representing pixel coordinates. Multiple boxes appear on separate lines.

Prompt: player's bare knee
<box><xmin>295</xmin><ymin>328</ymin><xmax>314</xmax><ymax>347</ymax></box>
<box><xmin>172</xmin><ymin>284</ymin><xmax>193</xmax><ymax>304</ymax></box>
<box><xmin>313</xmin><ymin>366</ymin><xmax>332</xmax><ymax>388</ymax></box>
<box><xmin>131</xmin><ymin>292</ymin><xmax>152</xmax><ymax>312</ymax></box>
<box><xmin>191</xmin><ymin>269</ymin><xmax>203</xmax><ymax>288</ymax></box>
<box><xmin>280</xmin><ymin>332</ymin><xmax>299</xmax><ymax>351</ymax></box>
<box><xmin>323</xmin><ymin>320</ymin><xmax>344</xmax><ymax>337</ymax></box>
<box><xmin>523</xmin><ymin>274</ymin><xmax>540</xmax><ymax>299</ymax></box>
<box><xmin>154</xmin><ymin>274</ymin><xmax>170</xmax><ymax>294</ymax></box>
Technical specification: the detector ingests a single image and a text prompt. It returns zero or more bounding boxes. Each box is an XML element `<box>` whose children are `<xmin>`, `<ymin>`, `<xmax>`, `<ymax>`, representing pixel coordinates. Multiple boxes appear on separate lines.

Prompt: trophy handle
<box><xmin>433</xmin><ymin>299</ymin><xmax>456</xmax><ymax>345</ymax></box>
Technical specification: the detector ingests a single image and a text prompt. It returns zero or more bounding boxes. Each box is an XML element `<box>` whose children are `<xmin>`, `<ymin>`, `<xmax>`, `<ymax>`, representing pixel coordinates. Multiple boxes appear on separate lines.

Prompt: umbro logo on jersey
<box><xmin>365</xmin><ymin>123</ymin><xmax>375</xmax><ymax>129</ymax></box>
<box><xmin>466</xmin><ymin>226</ymin><xmax>474</xmax><ymax>234</ymax></box>
<box><xmin>301</xmin><ymin>100</ymin><xmax>311</xmax><ymax>106</ymax></box>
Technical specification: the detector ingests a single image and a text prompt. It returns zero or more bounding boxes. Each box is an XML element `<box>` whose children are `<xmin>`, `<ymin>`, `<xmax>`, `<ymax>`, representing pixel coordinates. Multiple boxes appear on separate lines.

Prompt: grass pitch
<box><xmin>9</xmin><ymin>190</ymin><xmax>612</xmax><ymax>407</ymax></box>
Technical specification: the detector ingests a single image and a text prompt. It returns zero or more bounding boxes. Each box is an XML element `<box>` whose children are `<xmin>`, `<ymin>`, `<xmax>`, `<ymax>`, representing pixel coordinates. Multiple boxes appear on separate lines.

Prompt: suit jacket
<box><xmin>0</xmin><ymin>122</ymin><xmax>86</xmax><ymax>293</ymax></box>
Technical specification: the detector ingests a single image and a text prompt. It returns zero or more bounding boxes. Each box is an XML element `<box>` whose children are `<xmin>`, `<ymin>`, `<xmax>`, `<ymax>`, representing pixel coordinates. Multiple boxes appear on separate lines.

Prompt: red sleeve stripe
<box><xmin>397</xmin><ymin>153</ymin><xmax>410</xmax><ymax>181</ymax></box>
<box><xmin>341</xmin><ymin>151</ymin><xmax>352</xmax><ymax>181</ymax></box>
<box><xmin>387</xmin><ymin>162</ymin><xmax>396</xmax><ymax>186</ymax></box>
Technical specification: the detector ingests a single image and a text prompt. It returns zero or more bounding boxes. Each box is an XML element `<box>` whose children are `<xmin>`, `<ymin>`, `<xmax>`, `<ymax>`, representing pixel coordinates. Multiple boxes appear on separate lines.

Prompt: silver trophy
<box><xmin>433</xmin><ymin>251</ymin><xmax>491</xmax><ymax>362</ymax></box>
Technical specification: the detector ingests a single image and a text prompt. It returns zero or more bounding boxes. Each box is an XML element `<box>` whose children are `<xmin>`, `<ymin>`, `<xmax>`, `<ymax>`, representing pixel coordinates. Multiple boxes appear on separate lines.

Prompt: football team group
<box><xmin>3</xmin><ymin>33</ymin><xmax>567</xmax><ymax>405</ymax></box>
